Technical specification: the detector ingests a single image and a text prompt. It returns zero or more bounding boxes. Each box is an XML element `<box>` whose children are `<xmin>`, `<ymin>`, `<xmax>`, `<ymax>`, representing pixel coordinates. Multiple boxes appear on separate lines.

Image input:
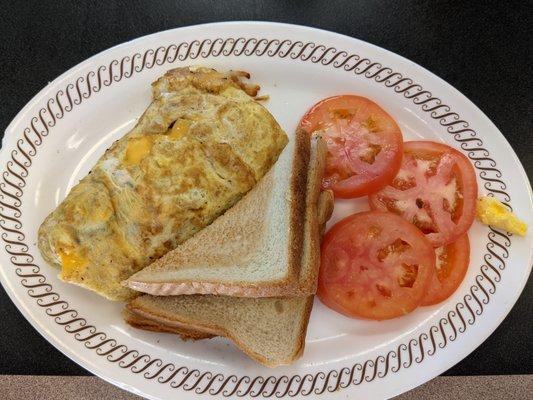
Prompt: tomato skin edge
<box><xmin>299</xmin><ymin>95</ymin><xmax>404</xmax><ymax>199</ymax></box>
<box><xmin>368</xmin><ymin>141</ymin><xmax>478</xmax><ymax>247</ymax></box>
<box><xmin>330</xmin><ymin>142</ymin><xmax>404</xmax><ymax>199</ymax></box>
<box><xmin>317</xmin><ymin>211</ymin><xmax>436</xmax><ymax>320</ymax></box>
<box><xmin>421</xmin><ymin>234</ymin><xmax>470</xmax><ymax>306</ymax></box>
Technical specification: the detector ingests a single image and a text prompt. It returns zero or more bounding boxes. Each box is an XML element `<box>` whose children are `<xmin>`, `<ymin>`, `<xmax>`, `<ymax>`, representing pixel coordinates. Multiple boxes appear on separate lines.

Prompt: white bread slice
<box><xmin>124</xmin><ymin>181</ymin><xmax>333</xmax><ymax>367</ymax></box>
<box><xmin>124</xmin><ymin>136</ymin><xmax>333</xmax><ymax>367</ymax></box>
<box><xmin>124</xmin><ymin>184</ymin><xmax>333</xmax><ymax>367</ymax></box>
<box><xmin>126</xmin><ymin>294</ymin><xmax>314</xmax><ymax>367</ymax></box>
<box><xmin>124</xmin><ymin>130</ymin><xmax>327</xmax><ymax>297</ymax></box>
<box><xmin>123</xmin><ymin>307</ymin><xmax>215</xmax><ymax>340</ymax></box>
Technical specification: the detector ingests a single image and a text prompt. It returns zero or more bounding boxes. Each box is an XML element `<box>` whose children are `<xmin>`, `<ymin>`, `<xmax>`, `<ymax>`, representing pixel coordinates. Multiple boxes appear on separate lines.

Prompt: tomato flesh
<box><xmin>299</xmin><ymin>95</ymin><xmax>403</xmax><ymax>198</ymax></box>
<box><xmin>369</xmin><ymin>141</ymin><xmax>477</xmax><ymax>247</ymax></box>
<box><xmin>422</xmin><ymin>234</ymin><xmax>470</xmax><ymax>305</ymax></box>
<box><xmin>318</xmin><ymin>211</ymin><xmax>436</xmax><ymax>320</ymax></box>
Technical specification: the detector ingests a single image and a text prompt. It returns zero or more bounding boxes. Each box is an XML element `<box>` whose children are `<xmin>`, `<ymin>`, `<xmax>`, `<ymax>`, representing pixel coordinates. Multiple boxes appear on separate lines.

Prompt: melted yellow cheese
<box><xmin>124</xmin><ymin>136</ymin><xmax>155</xmax><ymax>166</ymax></box>
<box><xmin>59</xmin><ymin>248</ymin><xmax>88</xmax><ymax>278</ymax></box>
<box><xmin>168</xmin><ymin>119</ymin><xmax>191</xmax><ymax>140</ymax></box>
<box><xmin>38</xmin><ymin>67</ymin><xmax>289</xmax><ymax>301</ymax></box>
<box><xmin>476</xmin><ymin>196</ymin><xmax>527</xmax><ymax>236</ymax></box>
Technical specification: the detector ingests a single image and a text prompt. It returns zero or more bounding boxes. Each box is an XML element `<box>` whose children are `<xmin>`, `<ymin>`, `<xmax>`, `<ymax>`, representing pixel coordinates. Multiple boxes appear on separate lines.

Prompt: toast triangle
<box><xmin>125</xmin><ymin>181</ymin><xmax>332</xmax><ymax>367</ymax></box>
<box><xmin>124</xmin><ymin>133</ymin><xmax>332</xmax><ymax>367</ymax></box>
<box><xmin>125</xmin><ymin>130</ymin><xmax>327</xmax><ymax>297</ymax></box>
<box><xmin>126</xmin><ymin>294</ymin><xmax>314</xmax><ymax>367</ymax></box>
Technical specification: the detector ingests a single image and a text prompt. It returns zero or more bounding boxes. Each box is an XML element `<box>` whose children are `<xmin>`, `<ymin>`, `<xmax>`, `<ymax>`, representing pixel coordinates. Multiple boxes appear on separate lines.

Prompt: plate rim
<box><xmin>1</xmin><ymin>21</ymin><xmax>532</xmax><ymax>400</ymax></box>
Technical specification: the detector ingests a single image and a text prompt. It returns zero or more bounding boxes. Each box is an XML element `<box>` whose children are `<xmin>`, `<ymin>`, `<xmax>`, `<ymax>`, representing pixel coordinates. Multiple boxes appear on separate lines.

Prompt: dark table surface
<box><xmin>0</xmin><ymin>0</ymin><xmax>531</xmax><ymax>378</ymax></box>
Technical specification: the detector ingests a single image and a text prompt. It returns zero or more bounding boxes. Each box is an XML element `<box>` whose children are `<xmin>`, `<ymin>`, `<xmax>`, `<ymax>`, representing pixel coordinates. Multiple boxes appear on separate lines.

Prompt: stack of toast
<box><xmin>124</xmin><ymin>129</ymin><xmax>333</xmax><ymax>367</ymax></box>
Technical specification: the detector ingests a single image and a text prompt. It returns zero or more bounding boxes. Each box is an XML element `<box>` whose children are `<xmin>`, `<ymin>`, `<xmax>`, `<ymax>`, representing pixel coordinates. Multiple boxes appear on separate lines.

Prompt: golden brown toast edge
<box><xmin>125</xmin><ymin>129</ymin><xmax>326</xmax><ymax>297</ymax></box>
<box><xmin>123</xmin><ymin>307</ymin><xmax>214</xmax><ymax>340</ymax></box>
<box><xmin>123</xmin><ymin>153</ymin><xmax>333</xmax><ymax>366</ymax></box>
<box><xmin>126</xmin><ymin>296</ymin><xmax>314</xmax><ymax>368</ymax></box>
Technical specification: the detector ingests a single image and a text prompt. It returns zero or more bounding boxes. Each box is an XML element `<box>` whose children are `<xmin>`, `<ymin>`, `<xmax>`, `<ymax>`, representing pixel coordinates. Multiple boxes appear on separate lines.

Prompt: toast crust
<box><xmin>123</xmin><ymin>139</ymin><xmax>332</xmax><ymax>365</ymax></box>
<box><xmin>286</xmin><ymin>126</ymin><xmax>311</xmax><ymax>293</ymax></box>
<box><xmin>318</xmin><ymin>190</ymin><xmax>334</xmax><ymax>238</ymax></box>
<box><xmin>125</xmin><ymin>131</ymin><xmax>328</xmax><ymax>297</ymax></box>
<box><xmin>123</xmin><ymin>308</ymin><xmax>214</xmax><ymax>340</ymax></box>
<box><xmin>126</xmin><ymin>296</ymin><xmax>314</xmax><ymax>367</ymax></box>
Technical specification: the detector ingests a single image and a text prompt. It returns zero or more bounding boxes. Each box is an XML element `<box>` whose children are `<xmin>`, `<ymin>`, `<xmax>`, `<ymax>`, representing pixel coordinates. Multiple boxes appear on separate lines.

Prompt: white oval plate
<box><xmin>1</xmin><ymin>22</ymin><xmax>531</xmax><ymax>400</ymax></box>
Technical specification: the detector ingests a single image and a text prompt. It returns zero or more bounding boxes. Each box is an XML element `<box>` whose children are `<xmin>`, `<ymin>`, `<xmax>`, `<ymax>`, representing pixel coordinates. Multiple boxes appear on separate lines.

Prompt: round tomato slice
<box><xmin>318</xmin><ymin>211</ymin><xmax>435</xmax><ymax>320</ymax></box>
<box><xmin>299</xmin><ymin>95</ymin><xmax>403</xmax><ymax>198</ymax></box>
<box><xmin>421</xmin><ymin>234</ymin><xmax>470</xmax><ymax>306</ymax></box>
<box><xmin>369</xmin><ymin>141</ymin><xmax>477</xmax><ymax>247</ymax></box>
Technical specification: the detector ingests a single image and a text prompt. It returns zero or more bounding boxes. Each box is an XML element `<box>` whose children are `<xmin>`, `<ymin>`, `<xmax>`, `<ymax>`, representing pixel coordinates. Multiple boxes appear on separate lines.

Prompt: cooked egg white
<box><xmin>38</xmin><ymin>67</ymin><xmax>288</xmax><ymax>300</ymax></box>
<box><xmin>476</xmin><ymin>196</ymin><xmax>527</xmax><ymax>236</ymax></box>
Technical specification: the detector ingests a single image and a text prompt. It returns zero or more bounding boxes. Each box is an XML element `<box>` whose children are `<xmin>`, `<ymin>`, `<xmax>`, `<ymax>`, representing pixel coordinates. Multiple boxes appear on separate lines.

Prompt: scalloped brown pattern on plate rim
<box><xmin>0</xmin><ymin>37</ymin><xmax>512</xmax><ymax>397</ymax></box>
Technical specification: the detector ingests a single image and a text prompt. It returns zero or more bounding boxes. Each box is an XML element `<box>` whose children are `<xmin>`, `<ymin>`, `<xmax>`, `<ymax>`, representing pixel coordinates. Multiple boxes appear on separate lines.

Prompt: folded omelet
<box><xmin>38</xmin><ymin>67</ymin><xmax>288</xmax><ymax>300</ymax></box>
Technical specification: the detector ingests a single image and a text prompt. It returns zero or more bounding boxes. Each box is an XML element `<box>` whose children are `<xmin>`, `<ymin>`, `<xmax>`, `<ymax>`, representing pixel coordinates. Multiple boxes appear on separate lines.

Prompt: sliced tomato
<box><xmin>299</xmin><ymin>95</ymin><xmax>403</xmax><ymax>198</ymax></box>
<box><xmin>369</xmin><ymin>141</ymin><xmax>477</xmax><ymax>247</ymax></box>
<box><xmin>318</xmin><ymin>211</ymin><xmax>435</xmax><ymax>320</ymax></box>
<box><xmin>421</xmin><ymin>234</ymin><xmax>470</xmax><ymax>306</ymax></box>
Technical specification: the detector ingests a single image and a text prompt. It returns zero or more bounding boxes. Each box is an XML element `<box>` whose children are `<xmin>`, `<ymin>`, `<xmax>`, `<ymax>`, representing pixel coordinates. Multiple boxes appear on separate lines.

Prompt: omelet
<box><xmin>38</xmin><ymin>67</ymin><xmax>288</xmax><ymax>300</ymax></box>
<box><xmin>476</xmin><ymin>196</ymin><xmax>527</xmax><ymax>236</ymax></box>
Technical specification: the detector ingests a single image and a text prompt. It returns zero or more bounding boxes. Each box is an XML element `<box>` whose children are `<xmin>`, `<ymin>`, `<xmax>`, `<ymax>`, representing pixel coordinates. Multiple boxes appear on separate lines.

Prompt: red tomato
<box><xmin>421</xmin><ymin>234</ymin><xmax>470</xmax><ymax>306</ymax></box>
<box><xmin>318</xmin><ymin>211</ymin><xmax>435</xmax><ymax>320</ymax></box>
<box><xmin>369</xmin><ymin>141</ymin><xmax>477</xmax><ymax>247</ymax></box>
<box><xmin>299</xmin><ymin>95</ymin><xmax>403</xmax><ymax>198</ymax></box>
